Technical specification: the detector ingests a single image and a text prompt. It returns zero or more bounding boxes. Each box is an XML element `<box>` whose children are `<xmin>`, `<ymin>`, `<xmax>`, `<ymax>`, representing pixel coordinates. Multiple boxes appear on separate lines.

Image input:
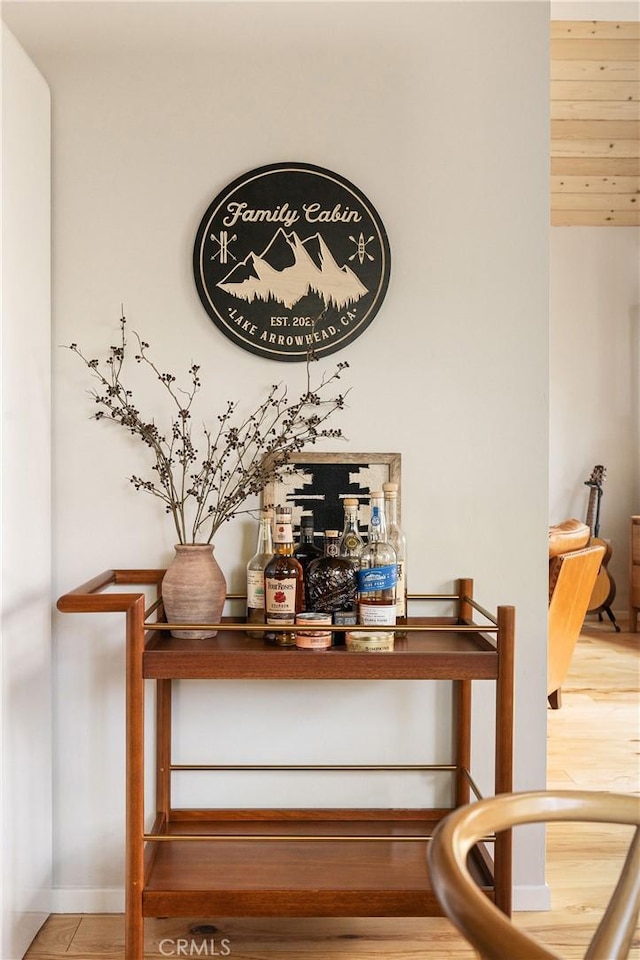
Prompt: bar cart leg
<box><xmin>494</xmin><ymin>604</ymin><xmax>515</xmax><ymax>917</ymax></box>
<box><xmin>455</xmin><ymin>579</ymin><xmax>474</xmax><ymax>806</ymax></box>
<box><xmin>125</xmin><ymin>599</ymin><xmax>146</xmax><ymax>960</ymax></box>
<box><xmin>457</xmin><ymin>577</ymin><xmax>474</xmax><ymax>624</ymax></box>
<box><xmin>156</xmin><ymin>679</ymin><xmax>172</xmax><ymax>821</ymax></box>
<box><xmin>454</xmin><ymin>680</ymin><xmax>472</xmax><ymax>807</ymax></box>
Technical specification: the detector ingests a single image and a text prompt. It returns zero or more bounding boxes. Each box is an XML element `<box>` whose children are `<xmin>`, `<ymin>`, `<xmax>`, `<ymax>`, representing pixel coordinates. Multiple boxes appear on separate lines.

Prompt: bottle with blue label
<box><xmin>357</xmin><ymin>492</ymin><xmax>397</xmax><ymax>627</ymax></box>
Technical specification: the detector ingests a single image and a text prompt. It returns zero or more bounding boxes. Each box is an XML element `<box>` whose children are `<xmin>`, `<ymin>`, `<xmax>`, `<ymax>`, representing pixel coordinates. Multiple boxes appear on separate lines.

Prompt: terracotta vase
<box><xmin>162</xmin><ymin>544</ymin><xmax>227</xmax><ymax>639</ymax></box>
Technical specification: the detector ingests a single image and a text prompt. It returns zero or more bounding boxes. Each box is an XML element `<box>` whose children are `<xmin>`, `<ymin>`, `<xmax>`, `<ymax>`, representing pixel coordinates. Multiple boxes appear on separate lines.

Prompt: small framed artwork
<box><xmin>263</xmin><ymin>452</ymin><xmax>401</xmax><ymax>537</ymax></box>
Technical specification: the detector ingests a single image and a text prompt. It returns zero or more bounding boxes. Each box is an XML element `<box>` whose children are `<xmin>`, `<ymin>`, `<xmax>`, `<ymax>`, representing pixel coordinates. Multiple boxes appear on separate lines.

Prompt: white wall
<box><xmin>0</xmin><ymin>25</ymin><xmax>52</xmax><ymax>960</ymax></box>
<box><xmin>5</xmin><ymin>1</ymin><xmax>550</xmax><ymax>913</ymax></box>
<box><xmin>550</xmin><ymin>228</ymin><xmax>640</xmax><ymax>614</ymax></box>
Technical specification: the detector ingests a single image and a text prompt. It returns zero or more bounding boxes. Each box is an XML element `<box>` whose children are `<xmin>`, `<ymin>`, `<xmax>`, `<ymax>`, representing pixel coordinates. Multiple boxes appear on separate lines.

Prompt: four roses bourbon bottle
<box><xmin>263</xmin><ymin>507</ymin><xmax>304</xmax><ymax>646</ymax></box>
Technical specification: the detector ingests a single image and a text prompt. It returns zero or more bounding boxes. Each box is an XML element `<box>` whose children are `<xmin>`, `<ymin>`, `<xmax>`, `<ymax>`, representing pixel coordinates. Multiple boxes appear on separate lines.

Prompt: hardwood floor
<box><xmin>25</xmin><ymin>619</ymin><xmax>639</xmax><ymax>960</ymax></box>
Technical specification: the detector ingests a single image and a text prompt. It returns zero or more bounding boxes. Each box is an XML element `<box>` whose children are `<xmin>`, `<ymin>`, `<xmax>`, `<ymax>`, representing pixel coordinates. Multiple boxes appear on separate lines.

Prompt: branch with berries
<box><xmin>66</xmin><ymin>312</ymin><xmax>350</xmax><ymax>544</ymax></box>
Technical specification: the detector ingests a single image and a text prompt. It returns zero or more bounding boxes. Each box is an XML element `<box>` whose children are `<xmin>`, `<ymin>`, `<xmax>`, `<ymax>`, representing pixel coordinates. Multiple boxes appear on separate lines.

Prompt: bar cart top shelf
<box><xmin>143</xmin><ymin>617</ymin><xmax>500</xmax><ymax>680</ymax></box>
<box><xmin>57</xmin><ymin>569</ymin><xmax>506</xmax><ymax>681</ymax></box>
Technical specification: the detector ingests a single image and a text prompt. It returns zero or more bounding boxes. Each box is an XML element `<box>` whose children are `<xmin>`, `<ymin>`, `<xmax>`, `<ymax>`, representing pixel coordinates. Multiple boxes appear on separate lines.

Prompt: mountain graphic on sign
<box><xmin>217</xmin><ymin>229</ymin><xmax>368</xmax><ymax>310</ymax></box>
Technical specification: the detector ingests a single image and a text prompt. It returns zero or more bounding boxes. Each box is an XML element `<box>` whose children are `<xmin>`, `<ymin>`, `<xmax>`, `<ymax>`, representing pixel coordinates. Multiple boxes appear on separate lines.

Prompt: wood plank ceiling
<box><xmin>551</xmin><ymin>20</ymin><xmax>640</xmax><ymax>226</ymax></box>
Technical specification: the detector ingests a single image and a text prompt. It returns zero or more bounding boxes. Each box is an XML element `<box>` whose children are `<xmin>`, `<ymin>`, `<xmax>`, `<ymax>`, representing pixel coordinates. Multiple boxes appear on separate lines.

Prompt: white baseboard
<box><xmin>513</xmin><ymin>883</ymin><xmax>551</xmax><ymax>911</ymax></box>
<box><xmin>50</xmin><ymin>884</ymin><xmax>552</xmax><ymax>914</ymax></box>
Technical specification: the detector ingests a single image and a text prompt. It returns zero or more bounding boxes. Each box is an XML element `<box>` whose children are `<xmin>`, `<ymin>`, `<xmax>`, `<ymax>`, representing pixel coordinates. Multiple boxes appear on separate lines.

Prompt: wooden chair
<box><xmin>428</xmin><ymin>789</ymin><xmax>640</xmax><ymax>960</ymax></box>
<box><xmin>548</xmin><ymin>520</ymin><xmax>605</xmax><ymax>709</ymax></box>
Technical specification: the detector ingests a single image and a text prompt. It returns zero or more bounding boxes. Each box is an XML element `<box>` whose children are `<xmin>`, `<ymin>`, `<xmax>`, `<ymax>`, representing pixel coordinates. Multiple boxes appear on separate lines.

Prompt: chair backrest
<box><xmin>548</xmin><ymin>519</ymin><xmax>590</xmax><ymax>558</ymax></box>
<box><xmin>548</xmin><ymin>544</ymin><xmax>605</xmax><ymax>699</ymax></box>
<box><xmin>428</xmin><ymin>790</ymin><xmax>640</xmax><ymax>960</ymax></box>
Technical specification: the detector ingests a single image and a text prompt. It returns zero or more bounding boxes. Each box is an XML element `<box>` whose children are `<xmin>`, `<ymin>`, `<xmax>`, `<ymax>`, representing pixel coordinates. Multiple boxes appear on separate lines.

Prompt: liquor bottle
<box><xmin>383</xmin><ymin>482</ymin><xmax>407</xmax><ymax>636</ymax></box>
<box><xmin>339</xmin><ymin>498</ymin><xmax>365</xmax><ymax>561</ymax></box>
<box><xmin>246</xmin><ymin>508</ymin><xmax>273</xmax><ymax>639</ymax></box>
<box><xmin>293</xmin><ymin>513</ymin><xmax>323</xmax><ymax>574</ymax></box>
<box><xmin>264</xmin><ymin>506</ymin><xmax>304</xmax><ymax>646</ymax></box>
<box><xmin>357</xmin><ymin>492</ymin><xmax>397</xmax><ymax>627</ymax></box>
<box><xmin>305</xmin><ymin>531</ymin><xmax>358</xmax><ymax>644</ymax></box>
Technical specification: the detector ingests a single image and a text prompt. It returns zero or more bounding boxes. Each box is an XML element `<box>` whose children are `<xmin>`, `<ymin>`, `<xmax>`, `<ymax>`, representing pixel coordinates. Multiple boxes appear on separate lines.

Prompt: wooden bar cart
<box><xmin>57</xmin><ymin>573</ymin><xmax>515</xmax><ymax>960</ymax></box>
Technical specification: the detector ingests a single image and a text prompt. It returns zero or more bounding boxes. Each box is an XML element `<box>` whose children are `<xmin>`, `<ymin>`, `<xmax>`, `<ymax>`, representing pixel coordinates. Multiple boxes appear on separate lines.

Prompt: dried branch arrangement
<box><xmin>66</xmin><ymin>313</ymin><xmax>349</xmax><ymax>544</ymax></box>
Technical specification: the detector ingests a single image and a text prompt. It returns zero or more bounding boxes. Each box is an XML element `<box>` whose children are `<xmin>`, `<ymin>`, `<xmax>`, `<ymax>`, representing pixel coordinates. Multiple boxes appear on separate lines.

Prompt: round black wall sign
<box><xmin>193</xmin><ymin>162</ymin><xmax>390</xmax><ymax>362</ymax></box>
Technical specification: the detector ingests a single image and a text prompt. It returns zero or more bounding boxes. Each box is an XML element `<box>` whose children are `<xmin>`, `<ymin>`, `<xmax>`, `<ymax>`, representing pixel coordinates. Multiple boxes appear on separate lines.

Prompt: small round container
<box><xmin>295</xmin><ymin>612</ymin><xmax>332</xmax><ymax>650</ymax></box>
<box><xmin>345</xmin><ymin>631</ymin><xmax>395</xmax><ymax>652</ymax></box>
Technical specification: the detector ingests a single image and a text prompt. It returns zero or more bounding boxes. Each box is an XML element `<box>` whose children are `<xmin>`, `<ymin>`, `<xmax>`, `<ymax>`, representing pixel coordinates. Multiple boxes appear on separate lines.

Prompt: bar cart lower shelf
<box><xmin>57</xmin><ymin>573</ymin><xmax>514</xmax><ymax>960</ymax></box>
<box><xmin>143</xmin><ymin>810</ymin><xmax>494</xmax><ymax>918</ymax></box>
